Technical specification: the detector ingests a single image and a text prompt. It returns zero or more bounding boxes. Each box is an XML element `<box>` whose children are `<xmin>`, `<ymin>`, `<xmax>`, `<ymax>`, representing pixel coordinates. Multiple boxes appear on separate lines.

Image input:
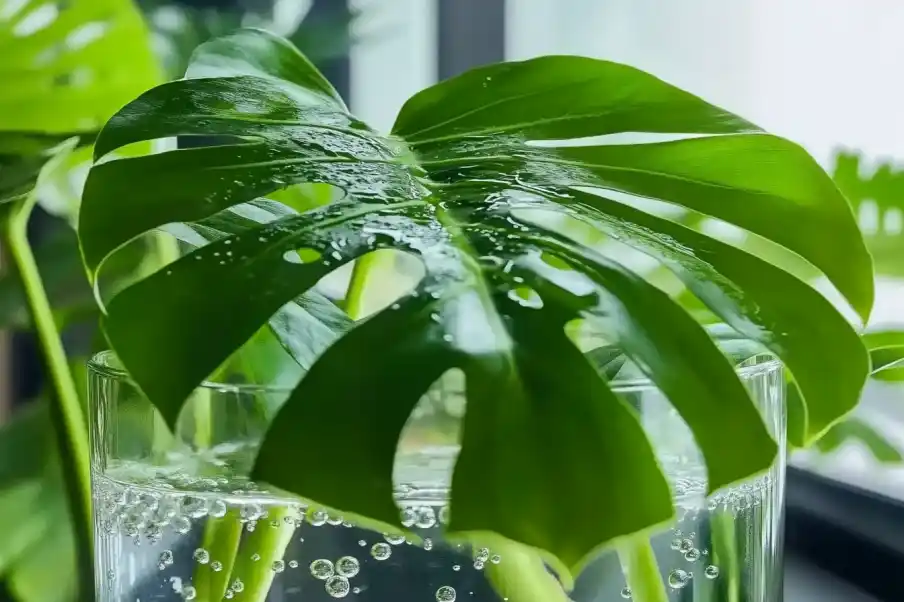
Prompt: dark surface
<box><xmin>786</xmin><ymin>466</ymin><xmax>904</xmax><ymax>601</ymax></box>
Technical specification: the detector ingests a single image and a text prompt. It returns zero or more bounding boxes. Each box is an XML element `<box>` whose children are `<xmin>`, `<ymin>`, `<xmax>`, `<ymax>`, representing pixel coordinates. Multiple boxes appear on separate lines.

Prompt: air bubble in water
<box><xmin>436</xmin><ymin>585</ymin><xmax>456</xmax><ymax>601</ymax></box>
<box><xmin>193</xmin><ymin>548</ymin><xmax>209</xmax><ymax>564</ymax></box>
<box><xmin>327</xmin><ymin>514</ymin><xmax>344</xmax><ymax>526</ymax></box>
<box><xmin>181</xmin><ymin>496</ymin><xmax>207</xmax><ymax>518</ymax></box>
<box><xmin>272</xmin><ymin>560</ymin><xmax>286</xmax><ymax>573</ymax></box>
<box><xmin>209</xmin><ymin>500</ymin><xmax>228</xmax><ymax>518</ymax></box>
<box><xmin>173</xmin><ymin>516</ymin><xmax>191</xmax><ymax>534</ymax></box>
<box><xmin>159</xmin><ymin>550</ymin><xmax>174</xmax><ymax>567</ymax></box>
<box><xmin>241</xmin><ymin>504</ymin><xmax>263</xmax><ymax>522</ymax></box>
<box><xmin>182</xmin><ymin>585</ymin><xmax>196</xmax><ymax>600</ymax></box>
<box><xmin>211</xmin><ymin>561</ymin><xmax>223</xmax><ymax>572</ymax></box>
<box><xmin>232</xmin><ymin>579</ymin><xmax>244</xmax><ymax>593</ymax></box>
<box><xmin>668</xmin><ymin>569</ymin><xmax>690</xmax><ymax>589</ymax></box>
<box><xmin>310</xmin><ymin>559</ymin><xmax>334</xmax><ymax>579</ymax></box>
<box><xmin>452</xmin><ymin>565</ymin><xmax>460</xmax><ymax>571</ymax></box>
<box><xmin>685</xmin><ymin>548</ymin><xmax>701</xmax><ymax>562</ymax></box>
<box><xmin>621</xmin><ymin>587</ymin><xmax>632</xmax><ymax>599</ymax></box>
<box><xmin>474</xmin><ymin>560</ymin><xmax>485</xmax><ymax>570</ymax></box>
<box><xmin>705</xmin><ymin>565</ymin><xmax>720</xmax><ymax>579</ymax></box>
<box><xmin>490</xmin><ymin>554</ymin><xmax>501</xmax><ymax>564</ymax></box>
<box><xmin>423</xmin><ymin>538</ymin><xmax>434</xmax><ymax>551</ymax></box>
<box><xmin>289</xmin><ymin>560</ymin><xmax>299</xmax><ymax>569</ymax></box>
<box><xmin>416</xmin><ymin>507</ymin><xmax>437</xmax><ymax>528</ymax></box>
<box><xmin>670</xmin><ymin>538</ymin><xmax>682</xmax><ymax>550</ymax></box>
<box><xmin>336</xmin><ymin>556</ymin><xmax>360</xmax><ymax>578</ymax></box>
<box><xmin>384</xmin><ymin>532</ymin><xmax>406</xmax><ymax>545</ymax></box>
<box><xmin>475</xmin><ymin>548</ymin><xmax>490</xmax><ymax>562</ymax></box>
<box><xmin>371</xmin><ymin>543</ymin><xmax>391</xmax><ymax>560</ymax></box>
<box><xmin>439</xmin><ymin>505</ymin><xmax>450</xmax><ymax>525</ymax></box>
<box><xmin>358</xmin><ymin>540</ymin><xmax>367</xmax><ymax>547</ymax></box>
<box><xmin>678</xmin><ymin>539</ymin><xmax>694</xmax><ymax>553</ymax></box>
<box><xmin>326</xmin><ymin>576</ymin><xmax>350</xmax><ymax>598</ymax></box>
<box><xmin>251</xmin><ymin>553</ymin><xmax>261</xmax><ymax>562</ymax></box>
<box><xmin>310</xmin><ymin>510</ymin><xmax>328</xmax><ymax>526</ymax></box>
<box><xmin>400</xmin><ymin>507</ymin><xmax>416</xmax><ymax>527</ymax></box>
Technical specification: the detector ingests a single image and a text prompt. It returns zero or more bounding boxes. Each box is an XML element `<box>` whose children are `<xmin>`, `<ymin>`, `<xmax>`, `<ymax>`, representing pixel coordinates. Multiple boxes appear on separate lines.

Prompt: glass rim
<box><xmin>88</xmin><ymin>349</ymin><xmax>782</xmax><ymax>395</ymax></box>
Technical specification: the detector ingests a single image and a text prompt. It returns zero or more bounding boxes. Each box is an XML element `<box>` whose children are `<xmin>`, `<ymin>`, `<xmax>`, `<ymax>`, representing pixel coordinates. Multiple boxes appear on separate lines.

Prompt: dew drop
<box><xmin>336</xmin><ymin>556</ymin><xmax>360</xmax><ymax>578</ymax></box>
<box><xmin>310</xmin><ymin>559</ymin><xmax>334</xmax><ymax>579</ymax></box>
<box><xmin>668</xmin><ymin>569</ymin><xmax>691</xmax><ymax>589</ymax></box>
<box><xmin>326</xmin><ymin>576</ymin><xmax>351</xmax><ymax>598</ymax></box>
<box><xmin>621</xmin><ymin>587</ymin><xmax>632</xmax><ymax>599</ymax></box>
<box><xmin>436</xmin><ymin>585</ymin><xmax>457</xmax><ymax>601</ymax></box>
<box><xmin>272</xmin><ymin>560</ymin><xmax>286</xmax><ymax>573</ymax></box>
<box><xmin>370</xmin><ymin>543</ymin><xmax>391</xmax><ymax>561</ymax></box>
<box><xmin>193</xmin><ymin>548</ymin><xmax>209</xmax><ymax>564</ymax></box>
<box><xmin>705</xmin><ymin>565</ymin><xmax>720</xmax><ymax>579</ymax></box>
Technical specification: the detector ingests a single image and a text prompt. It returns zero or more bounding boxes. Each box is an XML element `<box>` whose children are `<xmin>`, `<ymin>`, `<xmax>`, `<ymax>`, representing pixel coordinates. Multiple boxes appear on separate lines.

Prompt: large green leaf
<box><xmin>0</xmin><ymin>0</ymin><xmax>160</xmax><ymax>133</ymax></box>
<box><xmin>863</xmin><ymin>330</ymin><xmax>904</xmax><ymax>381</ymax></box>
<box><xmin>816</xmin><ymin>418</ymin><xmax>903</xmax><ymax>464</ymax></box>
<box><xmin>79</xmin><ymin>29</ymin><xmax>872</xmax><ymax>570</ymax></box>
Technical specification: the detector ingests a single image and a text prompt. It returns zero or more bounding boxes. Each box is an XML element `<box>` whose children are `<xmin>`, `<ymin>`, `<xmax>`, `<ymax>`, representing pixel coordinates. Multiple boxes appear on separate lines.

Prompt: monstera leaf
<box><xmin>79</xmin><ymin>29</ymin><xmax>872</xmax><ymax>570</ymax></box>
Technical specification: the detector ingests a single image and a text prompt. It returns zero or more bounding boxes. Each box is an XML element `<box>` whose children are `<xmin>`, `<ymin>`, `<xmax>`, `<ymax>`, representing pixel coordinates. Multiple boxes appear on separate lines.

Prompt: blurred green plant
<box><xmin>0</xmin><ymin>1</ymin><xmax>161</xmax><ymax>599</ymax></box>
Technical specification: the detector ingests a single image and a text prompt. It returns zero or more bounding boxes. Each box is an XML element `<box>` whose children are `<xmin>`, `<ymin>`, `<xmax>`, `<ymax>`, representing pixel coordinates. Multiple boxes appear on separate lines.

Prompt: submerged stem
<box><xmin>227</xmin><ymin>507</ymin><xmax>297</xmax><ymax>602</ymax></box>
<box><xmin>194</xmin><ymin>511</ymin><xmax>243</xmax><ymax>601</ymax></box>
<box><xmin>617</xmin><ymin>536</ymin><xmax>669</xmax><ymax>602</ymax></box>
<box><xmin>2</xmin><ymin>209</ymin><xmax>93</xmax><ymax>602</ymax></box>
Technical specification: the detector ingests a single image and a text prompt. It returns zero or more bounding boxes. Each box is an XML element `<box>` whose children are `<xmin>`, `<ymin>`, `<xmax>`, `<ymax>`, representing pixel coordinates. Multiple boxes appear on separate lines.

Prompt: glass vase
<box><xmin>88</xmin><ymin>350</ymin><xmax>784</xmax><ymax>602</ymax></box>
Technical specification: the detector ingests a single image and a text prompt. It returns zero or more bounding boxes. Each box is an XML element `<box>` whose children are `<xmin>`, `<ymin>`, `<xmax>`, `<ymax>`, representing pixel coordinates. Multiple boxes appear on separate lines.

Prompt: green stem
<box><xmin>617</xmin><ymin>537</ymin><xmax>669</xmax><ymax>602</ymax></box>
<box><xmin>711</xmin><ymin>510</ymin><xmax>740</xmax><ymax>602</ymax></box>
<box><xmin>227</xmin><ymin>507</ymin><xmax>296</xmax><ymax>602</ymax></box>
<box><xmin>194</xmin><ymin>511</ymin><xmax>243</xmax><ymax>601</ymax></box>
<box><xmin>345</xmin><ymin>253</ymin><xmax>382</xmax><ymax>320</ymax></box>
<box><xmin>3</xmin><ymin>210</ymin><xmax>93</xmax><ymax>602</ymax></box>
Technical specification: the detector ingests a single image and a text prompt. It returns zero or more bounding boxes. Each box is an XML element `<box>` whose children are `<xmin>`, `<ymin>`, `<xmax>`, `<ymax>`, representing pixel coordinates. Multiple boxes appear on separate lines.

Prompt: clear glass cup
<box><xmin>89</xmin><ymin>350</ymin><xmax>784</xmax><ymax>602</ymax></box>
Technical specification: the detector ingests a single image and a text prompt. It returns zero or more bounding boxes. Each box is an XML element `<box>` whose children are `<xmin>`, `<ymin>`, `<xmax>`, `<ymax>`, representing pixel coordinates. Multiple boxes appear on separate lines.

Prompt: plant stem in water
<box><xmin>226</xmin><ymin>507</ymin><xmax>296</xmax><ymax>602</ymax></box>
<box><xmin>617</xmin><ymin>537</ymin><xmax>669</xmax><ymax>602</ymax></box>
<box><xmin>194</xmin><ymin>511</ymin><xmax>243</xmax><ymax>601</ymax></box>
<box><xmin>711</xmin><ymin>510</ymin><xmax>740</xmax><ymax>602</ymax></box>
<box><xmin>2</xmin><ymin>208</ymin><xmax>93</xmax><ymax>602</ymax></box>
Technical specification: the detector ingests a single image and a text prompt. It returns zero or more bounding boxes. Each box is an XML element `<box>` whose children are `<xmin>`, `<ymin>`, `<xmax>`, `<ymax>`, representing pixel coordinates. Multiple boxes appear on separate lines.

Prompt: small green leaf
<box><xmin>863</xmin><ymin>330</ymin><xmax>904</xmax><ymax>381</ymax></box>
<box><xmin>816</xmin><ymin>418</ymin><xmax>903</xmax><ymax>464</ymax></box>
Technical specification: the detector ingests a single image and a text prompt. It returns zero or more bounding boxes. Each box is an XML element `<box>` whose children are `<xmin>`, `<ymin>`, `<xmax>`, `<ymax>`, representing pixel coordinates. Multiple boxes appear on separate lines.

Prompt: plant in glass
<box><xmin>77</xmin><ymin>28</ymin><xmax>875</xmax><ymax>602</ymax></box>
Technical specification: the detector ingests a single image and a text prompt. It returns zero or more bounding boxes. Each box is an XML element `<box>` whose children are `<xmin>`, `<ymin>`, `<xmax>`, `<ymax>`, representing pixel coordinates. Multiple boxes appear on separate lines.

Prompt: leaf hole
<box><xmin>883</xmin><ymin>207</ymin><xmax>902</xmax><ymax>236</ymax></box>
<box><xmin>394</xmin><ymin>369</ymin><xmax>465</xmax><ymax>494</ymax></box>
<box><xmin>12</xmin><ymin>3</ymin><xmax>58</xmax><ymax>37</ymax></box>
<box><xmin>65</xmin><ymin>21</ymin><xmax>109</xmax><ymax>50</ymax></box>
<box><xmin>858</xmin><ymin>199</ymin><xmax>879</xmax><ymax>235</ymax></box>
